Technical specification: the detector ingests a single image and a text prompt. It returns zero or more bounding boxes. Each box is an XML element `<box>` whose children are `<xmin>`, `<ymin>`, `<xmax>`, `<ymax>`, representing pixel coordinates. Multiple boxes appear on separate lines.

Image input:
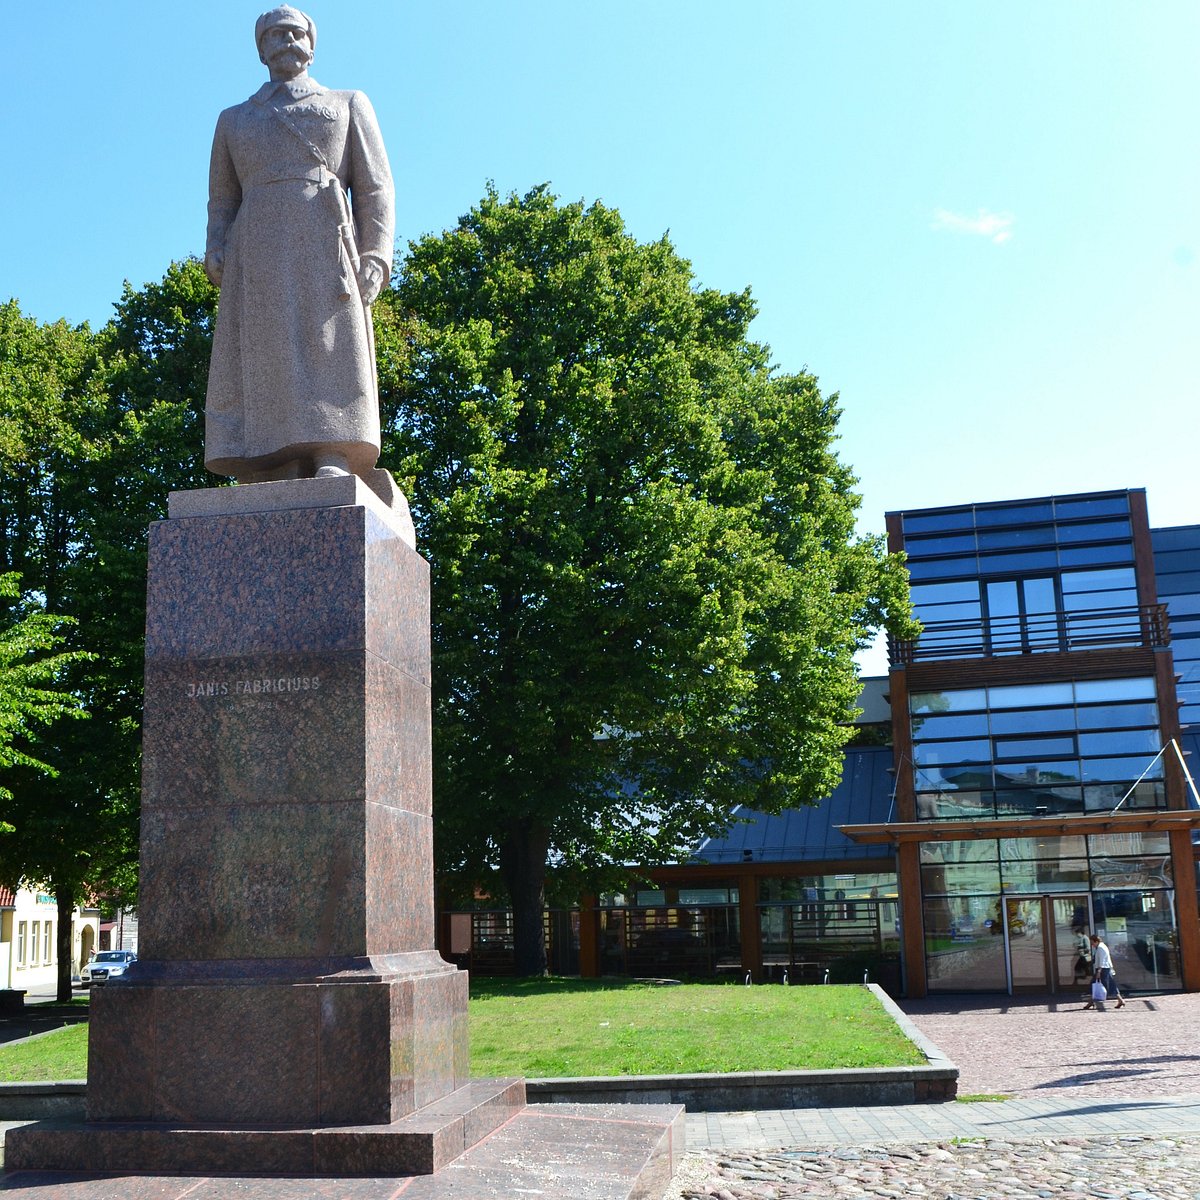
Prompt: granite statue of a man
<box><xmin>204</xmin><ymin>6</ymin><xmax>404</xmax><ymax>512</ymax></box>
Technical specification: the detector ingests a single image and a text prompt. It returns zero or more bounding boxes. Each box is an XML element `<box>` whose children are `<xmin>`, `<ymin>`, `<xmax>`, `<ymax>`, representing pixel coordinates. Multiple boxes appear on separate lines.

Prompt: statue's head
<box><xmin>255</xmin><ymin>6</ymin><xmax>317</xmax><ymax>77</ymax></box>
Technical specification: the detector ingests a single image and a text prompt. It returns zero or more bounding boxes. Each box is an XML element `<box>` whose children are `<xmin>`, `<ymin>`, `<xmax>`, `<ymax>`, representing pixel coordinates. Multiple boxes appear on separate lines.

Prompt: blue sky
<box><xmin>6</xmin><ymin>2</ymin><xmax>1199</xmax><ymax>557</ymax></box>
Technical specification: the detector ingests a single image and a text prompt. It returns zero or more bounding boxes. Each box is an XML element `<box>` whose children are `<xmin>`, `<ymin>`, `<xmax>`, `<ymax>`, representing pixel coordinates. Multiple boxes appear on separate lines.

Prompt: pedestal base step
<box><xmin>5</xmin><ymin>1078</ymin><xmax>524</xmax><ymax>1177</ymax></box>
<box><xmin>4</xmin><ymin>1101</ymin><xmax>685</xmax><ymax>1200</ymax></box>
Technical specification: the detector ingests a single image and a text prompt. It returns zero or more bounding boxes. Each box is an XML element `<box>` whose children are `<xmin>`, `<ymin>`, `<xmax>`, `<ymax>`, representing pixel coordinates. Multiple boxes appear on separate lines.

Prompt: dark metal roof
<box><xmin>691</xmin><ymin>747</ymin><xmax>896</xmax><ymax>864</ymax></box>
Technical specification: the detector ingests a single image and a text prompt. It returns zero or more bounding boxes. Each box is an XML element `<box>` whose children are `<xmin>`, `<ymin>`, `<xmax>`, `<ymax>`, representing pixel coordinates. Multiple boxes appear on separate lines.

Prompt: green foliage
<box><xmin>381</xmin><ymin>185</ymin><xmax>913</xmax><ymax>969</ymax></box>
<box><xmin>0</xmin><ymin>266</ymin><xmax>216</xmax><ymax>993</ymax></box>
<box><xmin>0</xmin><ymin>573</ymin><xmax>90</xmax><ymax>802</ymax></box>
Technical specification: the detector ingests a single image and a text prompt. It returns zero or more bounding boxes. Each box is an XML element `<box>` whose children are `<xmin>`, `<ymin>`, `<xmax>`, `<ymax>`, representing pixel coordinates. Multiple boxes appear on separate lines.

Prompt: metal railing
<box><xmin>890</xmin><ymin>603</ymin><xmax>1169</xmax><ymax>666</ymax></box>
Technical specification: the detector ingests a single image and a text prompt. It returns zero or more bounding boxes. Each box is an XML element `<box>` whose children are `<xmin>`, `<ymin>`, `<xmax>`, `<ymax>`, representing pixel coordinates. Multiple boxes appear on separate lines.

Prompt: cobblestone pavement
<box><xmin>666</xmin><ymin>1135</ymin><xmax>1200</xmax><ymax>1198</ymax></box>
<box><xmin>663</xmin><ymin>992</ymin><xmax>1200</xmax><ymax>1199</ymax></box>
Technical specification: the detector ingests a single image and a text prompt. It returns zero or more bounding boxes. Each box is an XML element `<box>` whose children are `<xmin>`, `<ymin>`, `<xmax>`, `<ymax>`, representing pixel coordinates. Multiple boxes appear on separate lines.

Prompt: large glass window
<box><xmin>910</xmin><ymin>679</ymin><xmax>1165</xmax><ymax>822</ymax></box>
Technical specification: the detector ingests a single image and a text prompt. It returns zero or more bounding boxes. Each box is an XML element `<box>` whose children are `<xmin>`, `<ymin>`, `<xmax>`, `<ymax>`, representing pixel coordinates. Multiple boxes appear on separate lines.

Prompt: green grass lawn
<box><xmin>0</xmin><ymin>981</ymin><xmax>924</xmax><ymax>1082</ymax></box>
<box><xmin>0</xmin><ymin>1024</ymin><xmax>88</xmax><ymax>1082</ymax></box>
<box><xmin>468</xmin><ymin>979</ymin><xmax>923</xmax><ymax>1077</ymax></box>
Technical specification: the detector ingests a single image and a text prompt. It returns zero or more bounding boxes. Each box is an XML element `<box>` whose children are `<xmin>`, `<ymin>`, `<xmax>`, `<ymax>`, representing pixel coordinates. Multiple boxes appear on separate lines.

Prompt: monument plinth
<box><xmin>90</xmin><ymin>477</ymin><xmax>461</xmax><ymax>1129</ymax></box>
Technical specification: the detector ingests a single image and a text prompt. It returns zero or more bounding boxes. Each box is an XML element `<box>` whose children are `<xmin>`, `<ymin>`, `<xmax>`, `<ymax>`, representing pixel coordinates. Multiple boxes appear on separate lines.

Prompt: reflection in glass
<box><xmin>988</xmin><ymin>707</ymin><xmax>1075</xmax><ymax>735</ymax></box>
<box><xmin>1088</xmin><ymin>831</ymin><xmax>1170</xmax><ymax>856</ymax></box>
<box><xmin>1006</xmin><ymin>898</ymin><xmax>1048</xmax><ymax>989</ymax></box>
<box><xmin>1092</xmin><ymin>890</ymin><xmax>1180</xmax><ymax>991</ymax></box>
<box><xmin>1074</xmin><ymin>702</ymin><xmax>1159</xmax><ymax>730</ymax></box>
<box><xmin>913</xmin><ymin>739</ymin><xmax>992</xmax><ymax>765</ymax></box>
<box><xmin>1061</xmin><ymin>567</ymin><xmax>1137</xmax><ymax>594</ymax></box>
<box><xmin>1089</xmin><ymin>856</ymin><xmax>1172</xmax><ymax>889</ymax></box>
<box><xmin>910</xmin><ymin>712</ymin><xmax>991</xmax><ymax>739</ymax></box>
<box><xmin>987</xmin><ymin>682</ymin><xmax>1074</xmax><ymax>708</ymax></box>
<box><xmin>993</xmin><ymin>735</ymin><xmax>1076</xmax><ymax>760</ymax></box>
<box><xmin>1003</xmin><ymin>835</ymin><xmax>1087</xmax><ymax>860</ymax></box>
<box><xmin>921</xmin><ymin>862</ymin><xmax>1002</xmax><ymax>894</ymax></box>
<box><xmin>1083</xmin><ymin>780</ymin><xmax>1167</xmax><ymax>811</ymax></box>
<box><xmin>994</xmin><ymin>787</ymin><xmax>1083</xmax><ymax>817</ymax></box>
<box><xmin>1001</xmin><ymin>858</ymin><xmax>1090</xmax><ymax>893</ymax></box>
<box><xmin>924</xmin><ymin>897</ymin><xmax>1009</xmax><ymax>992</ymax></box>
<box><xmin>1081</xmin><ymin>755</ymin><xmax>1164</xmax><ymax>782</ymax></box>
<box><xmin>1078</xmin><ymin>729</ymin><xmax>1161</xmax><ymax>757</ymax></box>
<box><xmin>910</xmin><ymin>689</ymin><xmax>986</xmax><ymax>714</ymax></box>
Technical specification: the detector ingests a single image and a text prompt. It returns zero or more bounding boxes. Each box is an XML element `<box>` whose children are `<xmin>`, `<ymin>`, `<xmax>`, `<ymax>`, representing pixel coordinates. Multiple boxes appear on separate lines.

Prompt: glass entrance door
<box><xmin>1003</xmin><ymin>898</ymin><xmax>1046</xmax><ymax>990</ymax></box>
<box><xmin>1003</xmin><ymin>894</ymin><xmax>1091</xmax><ymax>992</ymax></box>
<box><xmin>1049</xmin><ymin>895</ymin><xmax>1092</xmax><ymax>993</ymax></box>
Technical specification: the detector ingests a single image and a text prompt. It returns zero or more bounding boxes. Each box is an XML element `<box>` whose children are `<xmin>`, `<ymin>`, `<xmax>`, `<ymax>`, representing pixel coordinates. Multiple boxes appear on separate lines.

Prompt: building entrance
<box><xmin>1002</xmin><ymin>894</ymin><xmax>1092</xmax><ymax>993</ymax></box>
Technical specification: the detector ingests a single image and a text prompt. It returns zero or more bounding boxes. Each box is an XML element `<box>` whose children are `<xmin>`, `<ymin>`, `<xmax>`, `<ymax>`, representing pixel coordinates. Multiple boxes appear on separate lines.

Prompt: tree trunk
<box><xmin>499</xmin><ymin>823</ymin><xmax>550</xmax><ymax>976</ymax></box>
<box><xmin>53</xmin><ymin>881</ymin><xmax>75</xmax><ymax>1002</ymax></box>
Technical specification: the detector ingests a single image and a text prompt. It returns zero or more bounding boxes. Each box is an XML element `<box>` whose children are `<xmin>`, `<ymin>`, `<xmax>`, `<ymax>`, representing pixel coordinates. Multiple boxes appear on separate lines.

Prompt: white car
<box><xmin>81</xmin><ymin>950</ymin><xmax>137</xmax><ymax>987</ymax></box>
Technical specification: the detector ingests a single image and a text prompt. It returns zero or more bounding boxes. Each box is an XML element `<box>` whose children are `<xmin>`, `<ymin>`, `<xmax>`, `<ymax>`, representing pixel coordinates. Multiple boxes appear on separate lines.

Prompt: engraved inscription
<box><xmin>186</xmin><ymin>676</ymin><xmax>322</xmax><ymax>698</ymax></box>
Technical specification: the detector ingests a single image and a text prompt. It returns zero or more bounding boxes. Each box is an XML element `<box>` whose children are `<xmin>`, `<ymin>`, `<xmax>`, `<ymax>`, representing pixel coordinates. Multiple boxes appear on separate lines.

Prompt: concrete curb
<box><xmin>0</xmin><ymin>1081</ymin><xmax>85</xmax><ymax>1120</ymax></box>
<box><xmin>525</xmin><ymin>985</ymin><xmax>959</xmax><ymax>1111</ymax></box>
<box><xmin>0</xmin><ymin>986</ymin><xmax>959</xmax><ymax>1118</ymax></box>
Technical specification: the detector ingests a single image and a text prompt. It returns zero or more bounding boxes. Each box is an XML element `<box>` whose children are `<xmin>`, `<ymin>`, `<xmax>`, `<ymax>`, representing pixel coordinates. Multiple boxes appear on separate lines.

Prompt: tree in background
<box><xmin>0</xmin><ymin>266</ymin><xmax>214</xmax><ymax>997</ymax></box>
<box><xmin>381</xmin><ymin>186</ymin><xmax>914</xmax><ymax>974</ymax></box>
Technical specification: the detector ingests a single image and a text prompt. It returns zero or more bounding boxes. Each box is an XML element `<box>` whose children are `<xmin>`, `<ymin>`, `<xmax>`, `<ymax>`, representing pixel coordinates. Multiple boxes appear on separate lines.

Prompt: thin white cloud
<box><xmin>932</xmin><ymin>208</ymin><xmax>1015</xmax><ymax>245</ymax></box>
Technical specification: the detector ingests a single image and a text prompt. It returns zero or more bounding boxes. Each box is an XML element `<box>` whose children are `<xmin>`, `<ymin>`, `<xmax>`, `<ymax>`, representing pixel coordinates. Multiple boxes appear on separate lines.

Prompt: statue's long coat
<box><xmin>204</xmin><ymin>76</ymin><xmax>394</xmax><ymax>477</ymax></box>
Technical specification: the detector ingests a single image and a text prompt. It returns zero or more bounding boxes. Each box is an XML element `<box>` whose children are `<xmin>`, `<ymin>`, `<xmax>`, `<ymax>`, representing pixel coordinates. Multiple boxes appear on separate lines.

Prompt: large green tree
<box><xmin>380</xmin><ymin>186</ymin><xmax>914</xmax><ymax>974</ymax></box>
<box><xmin>0</xmin><ymin>265</ymin><xmax>214</xmax><ymax>996</ymax></box>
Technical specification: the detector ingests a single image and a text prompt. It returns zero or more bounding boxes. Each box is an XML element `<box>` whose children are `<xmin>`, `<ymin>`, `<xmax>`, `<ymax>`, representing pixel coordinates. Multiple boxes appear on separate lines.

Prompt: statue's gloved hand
<box><xmin>204</xmin><ymin>248</ymin><xmax>224</xmax><ymax>289</ymax></box>
<box><xmin>357</xmin><ymin>256</ymin><xmax>388</xmax><ymax>305</ymax></box>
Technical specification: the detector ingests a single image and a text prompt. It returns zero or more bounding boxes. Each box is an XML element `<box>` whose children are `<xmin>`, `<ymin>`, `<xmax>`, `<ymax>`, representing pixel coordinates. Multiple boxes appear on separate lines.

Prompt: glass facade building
<box><xmin>871</xmin><ymin>488</ymin><xmax>1200</xmax><ymax>996</ymax></box>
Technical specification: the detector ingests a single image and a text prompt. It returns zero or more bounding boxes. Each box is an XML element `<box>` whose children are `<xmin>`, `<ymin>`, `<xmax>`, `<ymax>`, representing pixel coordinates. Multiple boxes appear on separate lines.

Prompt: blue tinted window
<box><xmin>994</xmin><ymin>736</ymin><xmax>1076</xmax><ymax>759</ymax></box>
<box><xmin>913</xmin><ymin>600</ymin><xmax>983</xmax><ymax>624</ymax></box>
<box><xmin>902</xmin><ymin>509</ymin><xmax>974</xmax><ymax>534</ymax></box>
<box><xmin>976</xmin><ymin>526</ymin><xmax>1056</xmax><ymax>550</ymax></box>
<box><xmin>1082</xmin><ymin>756</ymin><xmax>1163</xmax><ymax>782</ymax></box>
<box><xmin>905</xmin><ymin>533</ymin><xmax>978</xmax><ymax>555</ymax></box>
<box><xmin>1061</xmin><ymin>567</ymin><xmax>1136</xmax><ymax>593</ymax></box>
<box><xmin>1054</xmin><ymin>496</ymin><xmax>1130</xmax><ymax>519</ymax></box>
<box><xmin>988</xmin><ymin>682</ymin><xmax>1074</xmax><ymax>708</ymax></box>
<box><xmin>1074</xmin><ymin>678</ymin><xmax>1156</xmax><ymax>703</ymax></box>
<box><xmin>1153</xmin><ymin>569</ymin><xmax>1200</xmax><ymax>595</ymax></box>
<box><xmin>977</xmin><ymin>549</ymin><xmax>1059</xmax><ymax>574</ymax></box>
<box><xmin>973</xmin><ymin>502</ymin><xmax>1054</xmax><ymax>526</ymax></box>
<box><xmin>1057</xmin><ymin>519</ymin><xmax>1131</xmax><ymax>544</ymax></box>
<box><xmin>987</xmin><ymin>707</ymin><xmax>1075</xmax><ymax>735</ymax></box>
<box><xmin>906</xmin><ymin>556</ymin><xmax>979</xmax><ymax>581</ymax></box>
<box><xmin>909</xmin><ymin>581</ymin><xmax>981</xmax><ymax>605</ymax></box>
<box><xmin>1152</xmin><ymin>527</ymin><xmax>1200</xmax><ymax>552</ymax></box>
<box><xmin>1058</xmin><ymin>543</ymin><xmax>1133</xmax><ymax>567</ymax></box>
<box><xmin>1074</xmin><ymin>702</ymin><xmax>1160</xmax><ymax>730</ymax></box>
<box><xmin>1162</xmin><ymin>594</ymin><xmax>1200</xmax><ymax>616</ymax></box>
<box><xmin>1079</xmin><ymin>730</ymin><xmax>1161</xmax><ymax>757</ymax></box>
<box><xmin>913</xmin><ymin>739</ymin><xmax>992</xmax><ymax>765</ymax></box>
<box><xmin>1062</xmin><ymin>589</ymin><xmax>1138</xmax><ymax>612</ymax></box>
<box><xmin>911</xmin><ymin>712</ymin><xmax>991</xmax><ymax>739</ymax></box>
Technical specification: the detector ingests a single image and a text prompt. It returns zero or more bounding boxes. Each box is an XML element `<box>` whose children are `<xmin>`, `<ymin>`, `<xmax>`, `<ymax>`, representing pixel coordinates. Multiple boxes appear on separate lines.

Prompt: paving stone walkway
<box><xmin>665</xmin><ymin>991</ymin><xmax>1200</xmax><ymax>1199</ymax></box>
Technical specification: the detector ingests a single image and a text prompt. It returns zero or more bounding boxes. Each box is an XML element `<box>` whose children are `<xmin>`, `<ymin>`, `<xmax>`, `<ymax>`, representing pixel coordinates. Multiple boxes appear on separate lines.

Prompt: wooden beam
<box><xmin>838</xmin><ymin>809</ymin><xmax>1200</xmax><ymax>845</ymax></box>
